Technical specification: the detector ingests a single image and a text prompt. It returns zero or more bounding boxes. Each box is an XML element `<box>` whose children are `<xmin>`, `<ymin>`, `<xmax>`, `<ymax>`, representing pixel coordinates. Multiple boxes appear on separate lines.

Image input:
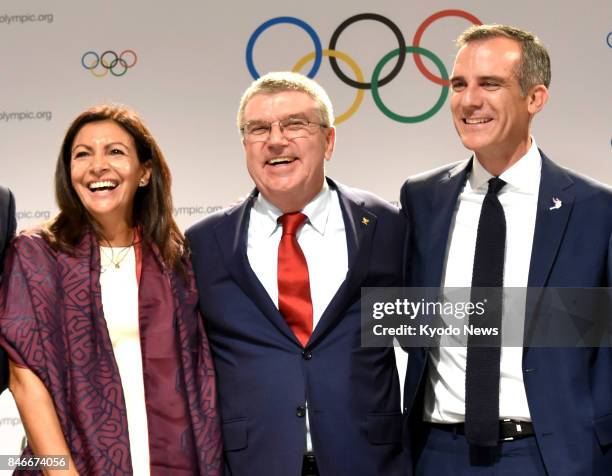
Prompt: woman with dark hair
<box><xmin>0</xmin><ymin>105</ymin><xmax>222</xmax><ymax>475</ymax></box>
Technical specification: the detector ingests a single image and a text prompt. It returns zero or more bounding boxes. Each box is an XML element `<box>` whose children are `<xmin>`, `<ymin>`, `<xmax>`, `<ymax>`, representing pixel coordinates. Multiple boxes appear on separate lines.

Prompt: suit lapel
<box><xmin>426</xmin><ymin>160</ymin><xmax>472</xmax><ymax>287</ymax></box>
<box><xmin>522</xmin><ymin>153</ymin><xmax>574</xmax><ymax>348</ymax></box>
<box><xmin>309</xmin><ymin>179</ymin><xmax>376</xmax><ymax>345</ymax></box>
<box><xmin>527</xmin><ymin>153</ymin><xmax>574</xmax><ymax>287</ymax></box>
<box><xmin>214</xmin><ymin>192</ymin><xmax>300</xmax><ymax>344</ymax></box>
<box><xmin>419</xmin><ymin>154</ymin><xmax>574</xmax><ymax>288</ymax></box>
<box><xmin>408</xmin><ymin>161</ymin><xmax>470</xmax><ymax>356</ymax></box>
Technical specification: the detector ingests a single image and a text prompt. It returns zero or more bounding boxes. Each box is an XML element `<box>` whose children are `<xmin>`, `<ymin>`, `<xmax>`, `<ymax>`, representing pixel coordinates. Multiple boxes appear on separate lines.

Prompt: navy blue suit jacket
<box><xmin>0</xmin><ymin>185</ymin><xmax>15</xmax><ymax>392</ymax></box>
<box><xmin>400</xmin><ymin>153</ymin><xmax>612</xmax><ymax>476</ymax></box>
<box><xmin>187</xmin><ymin>179</ymin><xmax>405</xmax><ymax>476</ymax></box>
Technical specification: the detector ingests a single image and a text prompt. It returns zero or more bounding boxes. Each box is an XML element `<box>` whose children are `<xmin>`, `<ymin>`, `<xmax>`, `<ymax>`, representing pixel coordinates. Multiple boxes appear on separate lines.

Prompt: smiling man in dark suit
<box><xmin>0</xmin><ymin>185</ymin><xmax>16</xmax><ymax>390</ymax></box>
<box><xmin>401</xmin><ymin>24</ymin><xmax>612</xmax><ymax>475</ymax></box>
<box><xmin>187</xmin><ymin>72</ymin><xmax>405</xmax><ymax>476</ymax></box>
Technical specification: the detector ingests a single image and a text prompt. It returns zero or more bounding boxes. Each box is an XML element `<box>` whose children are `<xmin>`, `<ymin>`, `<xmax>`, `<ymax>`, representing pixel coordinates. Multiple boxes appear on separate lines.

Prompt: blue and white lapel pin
<box><xmin>549</xmin><ymin>197</ymin><xmax>562</xmax><ymax>210</ymax></box>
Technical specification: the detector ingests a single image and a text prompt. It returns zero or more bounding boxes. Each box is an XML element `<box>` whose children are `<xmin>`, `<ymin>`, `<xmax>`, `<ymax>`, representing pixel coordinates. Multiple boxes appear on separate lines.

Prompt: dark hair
<box><xmin>44</xmin><ymin>104</ymin><xmax>187</xmax><ymax>272</ymax></box>
<box><xmin>457</xmin><ymin>24</ymin><xmax>551</xmax><ymax>95</ymax></box>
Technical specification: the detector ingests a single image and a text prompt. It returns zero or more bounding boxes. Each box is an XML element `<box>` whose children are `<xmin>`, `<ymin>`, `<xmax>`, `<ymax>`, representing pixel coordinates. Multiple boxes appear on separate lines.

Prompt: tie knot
<box><xmin>279</xmin><ymin>212</ymin><xmax>307</xmax><ymax>236</ymax></box>
<box><xmin>488</xmin><ymin>177</ymin><xmax>506</xmax><ymax>195</ymax></box>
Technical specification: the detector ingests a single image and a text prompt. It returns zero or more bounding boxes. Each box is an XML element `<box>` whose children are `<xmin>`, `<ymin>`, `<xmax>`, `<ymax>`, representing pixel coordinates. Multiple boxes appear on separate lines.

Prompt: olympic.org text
<box><xmin>173</xmin><ymin>205</ymin><xmax>222</xmax><ymax>217</ymax></box>
<box><xmin>0</xmin><ymin>418</ymin><xmax>20</xmax><ymax>427</ymax></box>
<box><xmin>17</xmin><ymin>210</ymin><xmax>51</xmax><ymax>221</ymax></box>
<box><xmin>1</xmin><ymin>111</ymin><xmax>52</xmax><ymax>122</ymax></box>
<box><xmin>0</xmin><ymin>13</ymin><xmax>53</xmax><ymax>25</ymax></box>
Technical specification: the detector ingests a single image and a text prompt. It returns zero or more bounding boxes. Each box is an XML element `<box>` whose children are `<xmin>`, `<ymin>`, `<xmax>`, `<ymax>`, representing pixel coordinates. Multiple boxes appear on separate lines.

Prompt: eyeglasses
<box><xmin>241</xmin><ymin>117</ymin><xmax>327</xmax><ymax>143</ymax></box>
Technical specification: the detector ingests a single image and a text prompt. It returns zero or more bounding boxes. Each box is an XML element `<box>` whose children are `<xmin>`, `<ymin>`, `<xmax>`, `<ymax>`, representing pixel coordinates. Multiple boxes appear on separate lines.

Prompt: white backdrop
<box><xmin>1</xmin><ymin>0</ymin><xmax>611</xmax><ymax>461</ymax></box>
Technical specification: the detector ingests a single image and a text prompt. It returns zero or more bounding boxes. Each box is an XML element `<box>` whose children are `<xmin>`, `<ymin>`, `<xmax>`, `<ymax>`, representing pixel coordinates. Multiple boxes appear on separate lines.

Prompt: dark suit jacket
<box><xmin>187</xmin><ymin>178</ymin><xmax>405</xmax><ymax>476</ymax></box>
<box><xmin>0</xmin><ymin>185</ymin><xmax>15</xmax><ymax>391</ymax></box>
<box><xmin>0</xmin><ymin>186</ymin><xmax>16</xmax><ymax>274</ymax></box>
<box><xmin>400</xmin><ymin>153</ymin><xmax>612</xmax><ymax>475</ymax></box>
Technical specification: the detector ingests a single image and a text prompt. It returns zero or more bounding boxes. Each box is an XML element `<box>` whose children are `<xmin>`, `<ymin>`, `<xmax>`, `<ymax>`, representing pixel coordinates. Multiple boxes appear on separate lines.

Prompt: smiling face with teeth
<box><xmin>450</xmin><ymin>37</ymin><xmax>548</xmax><ymax>174</ymax></box>
<box><xmin>70</xmin><ymin>120</ymin><xmax>151</xmax><ymax>237</ymax></box>
<box><xmin>242</xmin><ymin>91</ymin><xmax>335</xmax><ymax>213</ymax></box>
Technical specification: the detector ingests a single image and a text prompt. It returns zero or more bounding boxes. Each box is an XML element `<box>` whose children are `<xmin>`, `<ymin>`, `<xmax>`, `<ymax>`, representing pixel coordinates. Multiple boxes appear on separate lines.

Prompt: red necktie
<box><xmin>277</xmin><ymin>213</ymin><xmax>313</xmax><ymax>347</ymax></box>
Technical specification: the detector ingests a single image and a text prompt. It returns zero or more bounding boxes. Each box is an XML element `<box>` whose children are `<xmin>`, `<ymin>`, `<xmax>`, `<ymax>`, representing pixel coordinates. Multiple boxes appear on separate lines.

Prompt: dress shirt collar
<box><xmin>470</xmin><ymin>138</ymin><xmax>541</xmax><ymax>194</ymax></box>
<box><xmin>252</xmin><ymin>180</ymin><xmax>332</xmax><ymax>237</ymax></box>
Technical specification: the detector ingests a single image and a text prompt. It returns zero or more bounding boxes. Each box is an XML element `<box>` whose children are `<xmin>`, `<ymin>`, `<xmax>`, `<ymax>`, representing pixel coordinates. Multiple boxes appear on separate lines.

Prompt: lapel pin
<box><xmin>549</xmin><ymin>197</ymin><xmax>562</xmax><ymax>210</ymax></box>
<box><xmin>361</xmin><ymin>217</ymin><xmax>369</xmax><ymax>226</ymax></box>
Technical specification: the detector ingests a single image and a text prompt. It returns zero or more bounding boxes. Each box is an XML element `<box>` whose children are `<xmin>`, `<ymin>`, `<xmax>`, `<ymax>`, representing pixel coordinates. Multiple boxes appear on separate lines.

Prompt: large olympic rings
<box><xmin>292</xmin><ymin>49</ymin><xmax>365</xmax><ymax>125</ymax></box>
<box><xmin>246</xmin><ymin>11</ymin><xmax>481</xmax><ymax>123</ymax></box>
<box><xmin>246</xmin><ymin>17</ymin><xmax>322</xmax><ymax>79</ymax></box>
<box><xmin>81</xmin><ymin>50</ymin><xmax>138</xmax><ymax>77</ymax></box>
<box><xmin>372</xmin><ymin>46</ymin><xmax>449</xmax><ymax>123</ymax></box>
<box><xmin>412</xmin><ymin>10</ymin><xmax>482</xmax><ymax>86</ymax></box>
<box><xmin>328</xmin><ymin>13</ymin><xmax>406</xmax><ymax>90</ymax></box>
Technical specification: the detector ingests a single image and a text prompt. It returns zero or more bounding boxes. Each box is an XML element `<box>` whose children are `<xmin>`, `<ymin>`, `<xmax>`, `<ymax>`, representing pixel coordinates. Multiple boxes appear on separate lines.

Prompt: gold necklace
<box><xmin>100</xmin><ymin>245</ymin><xmax>132</xmax><ymax>271</ymax></box>
<box><xmin>100</xmin><ymin>230</ymin><xmax>135</xmax><ymax>272</ymax></box>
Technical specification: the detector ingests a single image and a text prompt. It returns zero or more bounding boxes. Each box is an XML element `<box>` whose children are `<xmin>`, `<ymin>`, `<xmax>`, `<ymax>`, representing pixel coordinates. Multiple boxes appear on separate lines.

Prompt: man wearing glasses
<box><xmin>187</xmin><ymin>72</ymin><xmax>405</xmax><ymax>476</ymax></box>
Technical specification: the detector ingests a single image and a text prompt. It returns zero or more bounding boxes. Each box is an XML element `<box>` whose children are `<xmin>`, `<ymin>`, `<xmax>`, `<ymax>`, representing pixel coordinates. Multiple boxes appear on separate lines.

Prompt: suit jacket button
<box><xmin>296</xmin><ymin>406</ymin><xmax>306</xmax><ymax>418</ymax></box>
<box><xmin>302</xmin><ymin>350</ymin><xmax>312</xmax><ymax>360</ymax></box>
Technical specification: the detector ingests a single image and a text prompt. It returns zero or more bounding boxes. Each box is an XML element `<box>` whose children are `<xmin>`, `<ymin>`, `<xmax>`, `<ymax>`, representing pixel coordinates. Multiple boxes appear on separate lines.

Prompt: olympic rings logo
<box><xmin>245</xmin><ymin>11</ymin><xmax>482</xmax><ymax>124</ymax></box>
<box><xmin>81</xmin><ymin>50</ymin><xmax>138</xmax><ymax>77</ymax></box>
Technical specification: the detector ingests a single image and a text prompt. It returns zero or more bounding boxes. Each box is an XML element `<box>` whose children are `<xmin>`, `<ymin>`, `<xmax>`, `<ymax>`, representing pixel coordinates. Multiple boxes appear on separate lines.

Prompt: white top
<box><xmin>99</xmin><ymin>246</ymin><xmax>150</xmax><ymax>475</ymax></box>
<box><xmin>424</xmin><ymin>138</ymin><xmax>541</xmax><ymax>423</ymax></box>
<box><xmin>247</xmin><ymin>180</ymin><xmax>348</xmax><ymax>452</ymax></box>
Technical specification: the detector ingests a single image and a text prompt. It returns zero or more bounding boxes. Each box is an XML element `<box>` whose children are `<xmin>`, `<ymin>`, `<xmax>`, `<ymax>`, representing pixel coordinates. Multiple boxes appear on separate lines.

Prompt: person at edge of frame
<box><xmin>0</xmin><ymin>184</ymin><xmax>16</xmax><ymax>392</ymax></box>
<box><xmin>401</xmin><ymin>24</ymin><xmax>612</xmax><ymax>476</ymax></box>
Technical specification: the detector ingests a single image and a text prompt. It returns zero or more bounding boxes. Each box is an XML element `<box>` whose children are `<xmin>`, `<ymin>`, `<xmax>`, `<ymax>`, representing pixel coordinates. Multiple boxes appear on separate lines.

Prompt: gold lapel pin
<box><xmin>361</xmin><ymin>217</ymin><xmax>369</xmax><ymax>226</ymax></box>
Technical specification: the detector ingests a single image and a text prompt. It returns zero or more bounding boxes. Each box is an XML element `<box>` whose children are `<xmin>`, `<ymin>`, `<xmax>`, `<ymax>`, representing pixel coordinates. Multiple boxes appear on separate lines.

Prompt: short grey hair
<box><xmin>237</xmin><ymin>72</ymin><xmax>334</xmax><ymax>133</ymax></box>
<box><xmin>457</xmin><ymin>24</ymin><xmax>551</xmax><ymax>95</ymax></box>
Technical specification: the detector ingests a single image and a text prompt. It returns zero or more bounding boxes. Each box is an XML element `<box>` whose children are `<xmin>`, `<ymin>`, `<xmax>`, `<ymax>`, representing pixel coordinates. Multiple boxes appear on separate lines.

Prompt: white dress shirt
<box><xmin>246</xmin><ymin>180</ymin><xmax>348</xmax><ymax>452</ymax></box>
<box><xmin>247</xmin><ymin>180</ymin><xmax>348</xmax><ymax>329</ymax></box>
<box><xmin>424</xmin><ymin>138</ymin><xmax>541</xmax><ymax>423</ymax></box>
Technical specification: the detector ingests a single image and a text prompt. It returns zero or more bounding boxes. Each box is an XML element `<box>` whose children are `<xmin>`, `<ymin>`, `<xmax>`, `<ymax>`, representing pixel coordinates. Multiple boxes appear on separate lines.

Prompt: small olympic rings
<box><xmin>81</xmin><ymin>49</ymin><xmax>138</xmax><ymax>77</ymax></box>
<box><xmin>246</xmin><ymin>10</ymin><xmax>482</xmax><ymax>123</ymax></box>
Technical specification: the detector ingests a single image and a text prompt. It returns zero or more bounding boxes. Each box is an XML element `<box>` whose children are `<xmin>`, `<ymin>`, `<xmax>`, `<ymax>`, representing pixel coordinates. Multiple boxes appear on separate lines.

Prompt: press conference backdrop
<box><xmin>1</xmin><ymin>0</ymin><xmax>610</xmax><ymax>460</ymax></box>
